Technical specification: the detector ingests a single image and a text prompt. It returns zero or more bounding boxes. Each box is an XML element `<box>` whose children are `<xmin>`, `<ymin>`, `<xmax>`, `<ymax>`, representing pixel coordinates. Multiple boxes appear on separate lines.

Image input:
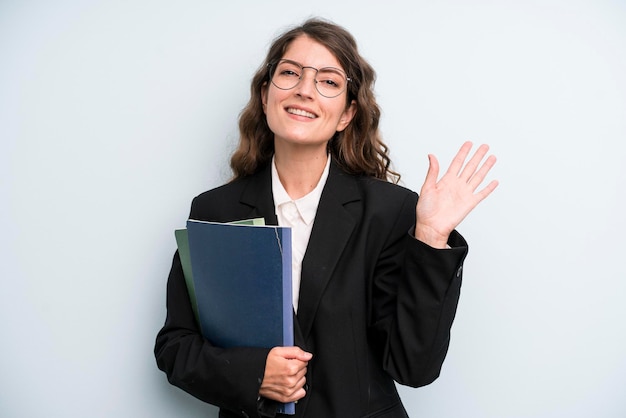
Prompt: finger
<box><xmin>274</xmin><ymin>346</ymin><xmax>312</xmax><ymax>361</ymax></box>
<box><xmin>292</xmin><ymin>367</ymin><xmax>307</xmax><ymax>381</ymax></box>
<box><xmin>468</xmin><ymin>154</ymin><xmax>497</xmax><ymax>190</ymax></box>
<box><xmin>279</xmin><ymin>367</ymin><xmax>307</xmax><ymax>388</ymax></box>
<box><xmin>474</xmin><ymin>179</ymin><xmax>499</xmax><ymax>203</ymax></box>
<box><xmin>446</xmin><ymin>141</ymin><xmax>473</xmax><ymax>176</ymax></box>
<box><xmin>459</xmin><ymin>143</ymin><xmax>490</xmax><ymax>181</ymax></box>
<box><xmin>262</xmin><ymin>385</ymin><xmax>306</xmax><ymax>403</ymax></box>
<box><xmin>287</xmin><ymin>371</ymin><xmax>307</xmax><ymax>389</ymax></box>
<box><xmin>289</xmin><ymin>385</ymin><xmax>308</xmax><ymax>402</ymax></box>
<box><xmin>285</xmin><ymin>360</ymin><xmax>308</xmax><ymax>377</ymax></box>
<box><xmin>294</xmin><ymin>375</ymin><xmax>307</xmax><ymax>393</ymax></box>
<box><xmin>278</xmin><ymin>374</ymin><xmax>308</xmax><ymax>400</ymax></box>
<box><xmin>293</xmin><ymin>350</ymin><xmax>313</xmax><ymax>362</ymax></box>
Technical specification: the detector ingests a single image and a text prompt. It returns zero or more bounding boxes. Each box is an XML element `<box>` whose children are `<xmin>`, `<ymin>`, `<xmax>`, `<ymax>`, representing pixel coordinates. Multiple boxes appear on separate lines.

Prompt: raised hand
<box><xmin>414</xmin><ymin>141</ymin><xmax>498</xmax><ymax>248</ymax></box>
<box><xmin>259</xmin><ymin>346</ymin><xmax>312</xmax><ymax>403</ymax></box>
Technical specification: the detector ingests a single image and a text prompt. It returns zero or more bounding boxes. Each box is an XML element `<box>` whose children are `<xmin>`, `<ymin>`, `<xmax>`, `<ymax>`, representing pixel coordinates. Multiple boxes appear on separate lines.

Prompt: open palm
<box><xmin>414</xmin><ymin>142</ymin><xmax>498</xmax><ymax>248</ymax></box>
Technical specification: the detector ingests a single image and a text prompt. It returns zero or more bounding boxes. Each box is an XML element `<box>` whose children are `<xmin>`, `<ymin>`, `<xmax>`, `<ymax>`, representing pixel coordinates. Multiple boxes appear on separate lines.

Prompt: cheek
<box><xmin>263</xmin><ymin>92</ymin><xmax>278</xmax><ymax>118</ymax></box>
<box><xmin>265</xmin><ymin>92</ymin><xmax>287</xmax><ymax>118</ymax></box>
<box><xmin>266</xmin><ymin>85</ymin><xmax>286</xmax><ymax>103</ymax></box>
<box><xmin>331</xmin><ymin>104</ymin><xmax>350</xmax><ymax>124</ymax></box>
<box><xmin>263</xmin><ymin>96</ymin><xmax>283</xmax><ymax>133</ymax></box>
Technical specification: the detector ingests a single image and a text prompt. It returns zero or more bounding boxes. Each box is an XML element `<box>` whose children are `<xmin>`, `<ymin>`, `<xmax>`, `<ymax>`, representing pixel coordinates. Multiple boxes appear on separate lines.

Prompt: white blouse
<box><xmin>271</xmin><ymin>155</ymin><xmax>331</xmax><ymax>312</ymax></box>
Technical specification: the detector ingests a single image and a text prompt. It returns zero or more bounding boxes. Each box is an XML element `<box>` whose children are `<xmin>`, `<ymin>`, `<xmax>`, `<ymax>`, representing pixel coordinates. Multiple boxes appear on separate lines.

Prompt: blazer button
<box><xmin>456</xmin><ymin>265</ymin><xmax>463</xmax><ymax>278</ymax></box>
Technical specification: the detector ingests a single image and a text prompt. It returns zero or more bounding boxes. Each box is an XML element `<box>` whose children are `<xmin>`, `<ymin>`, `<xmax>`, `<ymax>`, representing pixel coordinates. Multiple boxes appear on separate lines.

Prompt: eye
<box><xmin>320</xmin><ymin>79</ymin><xmax>339</xmax><ymax>87</ymax></box>
<box><xmin>275</xmin><ymin>61</ymin><xmax>301</xmax><ymax>78</ymax></box>
<box><xmin>281</xmin><ymin>69</ymin><xmax>299</xmax><ymax>77</ymax></box>
<box><xmin>317</xmin><ymin>69</ymin><xmax>344</xmax><ymax>89</ymax></box>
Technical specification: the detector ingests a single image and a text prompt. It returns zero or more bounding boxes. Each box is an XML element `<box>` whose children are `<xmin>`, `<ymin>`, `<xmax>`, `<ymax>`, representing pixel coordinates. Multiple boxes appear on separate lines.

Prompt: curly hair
<box><xmin>230</xmin><ymin>18</ymin><xmax>399</xmax><ymax>183</ymax></box>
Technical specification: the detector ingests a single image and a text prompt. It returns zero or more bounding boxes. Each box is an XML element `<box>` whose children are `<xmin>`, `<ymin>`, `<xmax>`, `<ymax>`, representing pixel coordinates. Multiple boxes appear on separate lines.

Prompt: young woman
<box><xmin>155</xmin><ymin>18</ymin><xmax>498</xmax><ymax>418</ymax></box>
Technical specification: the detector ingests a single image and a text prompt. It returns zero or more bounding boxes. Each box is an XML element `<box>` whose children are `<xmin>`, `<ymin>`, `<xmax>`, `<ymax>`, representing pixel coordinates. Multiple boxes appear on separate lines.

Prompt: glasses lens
<box><xmin>315</xmin><ymin>68</ymin><xmax>347</xmax><ymax>98</ymax></box>
<box><xmin>271</xmin><ymin>60</ymin><xmax>348</xmax><ymax>98</ymax></box>
<box><xmin>271</xmin><ymin>61</ymin><xmax>302</xmax><ymax>90</ymax></box>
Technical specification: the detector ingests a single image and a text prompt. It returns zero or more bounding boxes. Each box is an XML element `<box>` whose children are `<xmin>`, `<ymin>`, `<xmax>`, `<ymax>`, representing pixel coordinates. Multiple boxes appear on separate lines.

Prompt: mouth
<box><xmin>286</xmin><ymin>107</ymin><xmax>317</xmax><ymax>119</ymax></box>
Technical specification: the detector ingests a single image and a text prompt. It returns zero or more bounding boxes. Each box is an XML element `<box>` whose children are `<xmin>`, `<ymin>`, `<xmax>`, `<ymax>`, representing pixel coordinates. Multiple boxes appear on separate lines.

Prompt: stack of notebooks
<box><xmin>175</xmin><ymin>219</ymin><xmax>295</xmax><ymax>414</ymax></box>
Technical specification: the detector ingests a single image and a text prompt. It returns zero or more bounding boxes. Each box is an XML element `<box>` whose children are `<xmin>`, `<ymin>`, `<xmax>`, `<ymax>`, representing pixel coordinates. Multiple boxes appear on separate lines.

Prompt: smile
<box><xmin>286</xmin><ymin>107</ymin><xmax>317</xmax><ymax>119</ymax></box>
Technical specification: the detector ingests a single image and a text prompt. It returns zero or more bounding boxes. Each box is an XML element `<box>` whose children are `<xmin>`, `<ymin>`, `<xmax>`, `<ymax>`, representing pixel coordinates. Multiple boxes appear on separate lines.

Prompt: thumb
<box><xmin>422</xmin><ymin>154</ymin><xmax>439</xmax><ymax>190</ymax></box>
<box><xmin>280</xmin><ymin>346</ymin><xmax>312</xmax><ymax>361</ymax></box>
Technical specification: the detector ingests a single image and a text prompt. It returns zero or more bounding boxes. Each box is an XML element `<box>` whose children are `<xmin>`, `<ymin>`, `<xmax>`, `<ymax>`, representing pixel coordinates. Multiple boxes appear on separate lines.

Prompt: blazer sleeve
<box><xmin>369</xmin><ymin>192</ymin><xmax>468</xmax><ymax>387</ymax></box>
<box><xmin>154</xmin><ymin>249</ymin><xmax>276</xmax><ymax>417</ymax></box>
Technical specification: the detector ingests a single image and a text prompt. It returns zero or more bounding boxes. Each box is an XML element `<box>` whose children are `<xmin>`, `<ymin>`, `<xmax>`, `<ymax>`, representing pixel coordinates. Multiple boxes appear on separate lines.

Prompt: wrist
<box><xmin>413</xmin><ymin>223</ymin><xmax>449</xmax><ymax>249</ymax></box>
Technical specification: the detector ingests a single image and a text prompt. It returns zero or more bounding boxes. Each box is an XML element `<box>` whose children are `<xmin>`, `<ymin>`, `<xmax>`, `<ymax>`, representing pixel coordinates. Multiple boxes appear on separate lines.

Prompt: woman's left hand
<box><xmin>414</xmin><ymin>141</ymin><xmax>498</xmax><ymax>248</ymax></box>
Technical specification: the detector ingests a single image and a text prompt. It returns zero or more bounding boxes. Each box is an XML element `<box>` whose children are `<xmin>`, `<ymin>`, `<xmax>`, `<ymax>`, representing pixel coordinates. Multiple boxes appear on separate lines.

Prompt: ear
<box><xmin>336</xmin><ymin>100</ymin><xmax>356</xmax><ymax>132</ymax></box>
<box><xmin>261</xmin><ymin>82</ymin><xmax>268</xmax><ymax>114</ymax></box>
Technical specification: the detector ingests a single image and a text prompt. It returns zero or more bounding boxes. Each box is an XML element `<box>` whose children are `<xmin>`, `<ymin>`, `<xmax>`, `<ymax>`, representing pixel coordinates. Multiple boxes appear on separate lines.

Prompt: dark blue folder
<box><xmin>185</xmin><ymin>219</ymin><xmax>295</xmax><ymax>414</ymax></box>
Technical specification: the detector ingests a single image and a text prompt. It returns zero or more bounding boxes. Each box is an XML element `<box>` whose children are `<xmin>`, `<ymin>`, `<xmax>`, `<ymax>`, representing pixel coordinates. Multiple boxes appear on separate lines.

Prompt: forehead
<box><xmin>281</xmin><ymin>35</ymin><xmax>343</xmax><ymax>70</ymax></box>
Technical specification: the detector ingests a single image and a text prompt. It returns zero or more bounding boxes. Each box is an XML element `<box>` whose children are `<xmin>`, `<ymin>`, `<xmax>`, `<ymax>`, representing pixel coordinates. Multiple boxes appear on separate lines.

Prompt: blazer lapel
<box><xmin>238</xmin><ymin>165</ymin><xmax>306</xmax><ymax>345</ymax></box>
<box><xmin>238</xmin><ymin>162</ymin><xmax>361</xmax><ymax>345</ymax></box>
<box><xmin>238</xmin><ymin>164</ymin><xmax>279</xmax><ymax>226</ymax></box>
<box><xmin>296</xmin><ymin>161</ymin><xmax>361</xmax><ymax>341</ymax></box>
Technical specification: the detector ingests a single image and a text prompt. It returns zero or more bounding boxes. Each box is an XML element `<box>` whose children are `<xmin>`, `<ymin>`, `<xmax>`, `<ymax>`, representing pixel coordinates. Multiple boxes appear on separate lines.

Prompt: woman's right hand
<box><xmin>259</xmin><ymin>346</ymin><xmax>312</xmax><ymax>403</ymax></box>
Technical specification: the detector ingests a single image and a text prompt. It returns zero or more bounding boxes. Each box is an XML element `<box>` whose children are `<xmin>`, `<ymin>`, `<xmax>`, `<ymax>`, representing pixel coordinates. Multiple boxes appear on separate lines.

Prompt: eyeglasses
<box><xmin>268</xmin><ymin>59</ymin><xmax>351</xmax><ymax>98</ymax></box>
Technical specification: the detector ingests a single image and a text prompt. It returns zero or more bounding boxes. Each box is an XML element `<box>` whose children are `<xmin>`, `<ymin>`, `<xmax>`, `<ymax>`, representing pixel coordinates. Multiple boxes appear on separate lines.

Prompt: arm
<box><xmin>154</xmin><ymin>251</ymin><xmax>272</xmax><ymax>417</ymax></box>
<box><xmin>370</xmin><ymin>142</ymin><xmax>497</xmax><ymax>386</ymax></box>
<box><xmin>369</xmin><ymin>195</ymin><xmax>467</xmax><ymax>387</ymax></box>
<box><xmin>155</xmin><ymin>193</ymin><xmax>310</xmax><ymax>417</ymax></box>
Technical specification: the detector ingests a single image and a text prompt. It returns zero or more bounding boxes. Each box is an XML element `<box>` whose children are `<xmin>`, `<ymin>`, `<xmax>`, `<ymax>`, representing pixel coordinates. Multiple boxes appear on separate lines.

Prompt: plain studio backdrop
<box><xmin>1</xmin><ymin>0</ymin><xmax>625</xmax><ymax>417</ymax></box>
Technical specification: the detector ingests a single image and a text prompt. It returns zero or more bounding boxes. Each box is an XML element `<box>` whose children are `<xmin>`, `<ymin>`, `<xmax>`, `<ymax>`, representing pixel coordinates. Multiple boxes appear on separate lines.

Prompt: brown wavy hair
<box><xmin>230</xmin><ymin>18</ymin><xmax>399</xmax><ymax>183</ymax></box>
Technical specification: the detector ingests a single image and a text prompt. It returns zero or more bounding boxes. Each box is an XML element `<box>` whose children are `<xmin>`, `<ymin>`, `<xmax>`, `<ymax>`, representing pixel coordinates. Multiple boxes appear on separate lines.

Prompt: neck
<box><xmin>274</xmin><ymin>146</ymin><xmax>328</xmax><ymax>200</ymax></box>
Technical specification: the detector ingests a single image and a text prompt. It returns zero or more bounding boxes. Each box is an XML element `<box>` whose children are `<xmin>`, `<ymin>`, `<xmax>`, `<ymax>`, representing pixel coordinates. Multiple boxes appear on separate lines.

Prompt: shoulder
<box><xmin>193</xmin><ymin>177</ymin><xmax>247</xmax><ymax>206</ymax></box>
<box><xmin>195</xmin><ymin>164</ymin><xmax>270</xmax><ymax>204</ymax></box>
<box><xmin>359</xmin><ymin>176</ymin><xmax>415</xmax><ymax>196</ymax></box>
<box><xmin>188</xmin><ymin>175</ymin><xmax>258</xmax><ymax>222</ymax></box>
<box><xmin>329</xmin><ymin>160</ymin><xmax>416</xmax><ymax>202</ymax></box>
<box><xmin>326</xmin><ymin>164</ymin><xmax>417</xmax><ymax>224</ymax></box>
<box><xmin>355</xmin><ymin>176</ymin><xmax>418</xmax><ymax>211</ymax></box>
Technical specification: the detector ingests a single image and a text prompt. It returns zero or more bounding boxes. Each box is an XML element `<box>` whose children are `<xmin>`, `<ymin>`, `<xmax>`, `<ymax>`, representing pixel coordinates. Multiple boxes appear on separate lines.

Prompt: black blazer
<box><xmin>155</xmin><ymin>160</ymin><xmax>468</xmax><ymax>418</ymax></box>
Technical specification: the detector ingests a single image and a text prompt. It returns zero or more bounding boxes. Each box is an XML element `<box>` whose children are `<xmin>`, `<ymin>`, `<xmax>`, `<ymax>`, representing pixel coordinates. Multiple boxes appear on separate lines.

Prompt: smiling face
<box><xmin>262</xmin><ymin>35</ymin><xmax>356</xmax><ymax>156</ymax></box>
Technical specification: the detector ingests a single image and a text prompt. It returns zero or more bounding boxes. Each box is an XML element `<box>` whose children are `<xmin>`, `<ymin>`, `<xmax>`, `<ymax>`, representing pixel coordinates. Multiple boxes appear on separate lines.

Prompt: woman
<box><xmin>155</xmin><ymin>18</ymin><xmax>497</xmax><ymax>418</ymax></box>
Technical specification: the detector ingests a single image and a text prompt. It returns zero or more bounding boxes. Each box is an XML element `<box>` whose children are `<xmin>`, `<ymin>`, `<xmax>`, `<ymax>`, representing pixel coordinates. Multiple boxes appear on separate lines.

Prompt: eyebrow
<box><xmin>279</xmin><ymin>58</ymin><xmax>347</xmax><ymax>73</ymax></box>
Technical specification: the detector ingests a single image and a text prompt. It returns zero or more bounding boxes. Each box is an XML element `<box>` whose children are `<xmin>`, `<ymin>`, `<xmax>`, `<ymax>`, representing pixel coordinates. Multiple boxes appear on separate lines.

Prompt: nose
<box><xmin>294</xmin><ymin>68</ymin><xmax>317</xmax><ymax>98</ymax></box>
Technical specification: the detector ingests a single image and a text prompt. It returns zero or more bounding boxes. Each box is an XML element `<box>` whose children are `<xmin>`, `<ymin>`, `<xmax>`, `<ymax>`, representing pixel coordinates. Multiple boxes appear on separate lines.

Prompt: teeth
<box><xmin>287</xmin><ymin>108</ymin><xmax>316</xmax><ymax>118</ymax></box>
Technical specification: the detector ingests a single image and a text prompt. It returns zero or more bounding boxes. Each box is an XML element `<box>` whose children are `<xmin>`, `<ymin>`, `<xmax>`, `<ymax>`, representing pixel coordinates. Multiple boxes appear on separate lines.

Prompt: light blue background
<box><xmin>1</xmin><ymin>1</ymin><xmax>625</xmax><ymax>417</ymax></box>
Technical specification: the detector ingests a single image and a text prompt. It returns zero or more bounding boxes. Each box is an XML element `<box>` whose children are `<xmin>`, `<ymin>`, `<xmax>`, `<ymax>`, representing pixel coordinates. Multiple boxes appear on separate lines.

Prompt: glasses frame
<box><xmin>268</xmin><ymin>59</ymin><xmax>352</xmax><ymax>98</ymax></box>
